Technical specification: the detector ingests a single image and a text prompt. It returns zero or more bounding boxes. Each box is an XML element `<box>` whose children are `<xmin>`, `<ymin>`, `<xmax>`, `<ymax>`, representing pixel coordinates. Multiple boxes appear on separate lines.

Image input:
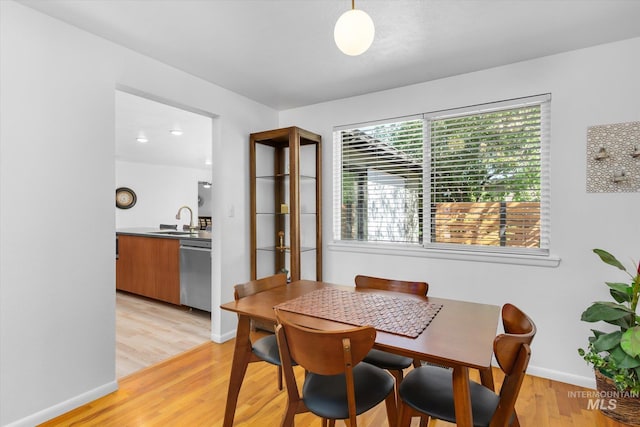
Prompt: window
<box><xmin>333</xmin><ymin>94</ymin><xmax>550</xmax><ymax>257</ymax></box>
<box><xmin>334</xmin><ymin>118</ymin><xmax>424</xmax><ymax>244</ymax></box>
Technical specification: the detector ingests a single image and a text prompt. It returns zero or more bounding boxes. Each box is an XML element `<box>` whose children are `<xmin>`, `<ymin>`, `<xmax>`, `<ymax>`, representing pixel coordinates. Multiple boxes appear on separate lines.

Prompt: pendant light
<box><xmin>334</xmin><ymin>0</ymin><xmax>375</xmax><ymax>56</ymax></box>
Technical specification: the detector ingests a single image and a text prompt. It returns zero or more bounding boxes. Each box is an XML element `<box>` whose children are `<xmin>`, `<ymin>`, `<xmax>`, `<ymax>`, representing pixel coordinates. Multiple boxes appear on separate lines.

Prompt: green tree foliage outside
<box><xmin>430</xmin><ymin>106</ymin><xmax>541</xmax><ymax>204</ymax></box>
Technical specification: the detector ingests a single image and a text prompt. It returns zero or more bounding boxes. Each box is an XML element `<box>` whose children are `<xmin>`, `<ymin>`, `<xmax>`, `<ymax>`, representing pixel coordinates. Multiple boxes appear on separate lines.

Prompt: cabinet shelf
<box><xmin>250</xmin><ymin>126</ymin><xmax>322</xmax><ymax>281</ymax></box>
<box><xmin>256</xmin><ymin>174</ymin><xmax>317</xmax><ymax>181</ymax></box>
<box><xmin>257</xmin><ymin>246</ymin><xmax>317</xmax><ymax>253</ymax></box>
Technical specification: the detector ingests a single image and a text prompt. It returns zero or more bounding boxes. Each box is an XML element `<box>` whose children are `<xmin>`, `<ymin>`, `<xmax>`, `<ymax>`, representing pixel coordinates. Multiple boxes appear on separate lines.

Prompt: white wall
<box><xmin>0</xmin><ymin>2</ymin><xmax>277</xmax><ymax>425</ymax></box>
<box><xmin>279</xmin><ymin>37</ymin><xmax>640</xmax><ymax>389</ymax></box>
<box><xmin>115</xmin><ymin>161</ymin><xmax>209</xmax><ymax>229</ymax></box>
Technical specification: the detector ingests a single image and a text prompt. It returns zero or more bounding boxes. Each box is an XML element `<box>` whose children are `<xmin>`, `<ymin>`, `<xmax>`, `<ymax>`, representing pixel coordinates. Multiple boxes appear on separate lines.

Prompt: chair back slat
<box><xmin>234</xmin><ymin>274</ymin><xmax>288</xmax><ymax>333</ymax></box>
<box><xmin>234</xmin><ymin>273</ymin><xmax>287</xmax><ymax>300</ymax></box>
<box><xmin>355</xmin><ymin>274</ymin><xmax>429</xmax><ymax>296</ymax></box>
<box><xmin>494</xmin><ymin>303</ymin><xmax>536</xmax><ymax>375</ymax></box>
<box><xmin>275</xmin><ymin>309</ymin><xmax>376</xmax><ymax>376</ymax></box>
<box><xmin>502</xmin><ymin>303</ymin><xmax>536</xmax><ymax>335</ymax></box>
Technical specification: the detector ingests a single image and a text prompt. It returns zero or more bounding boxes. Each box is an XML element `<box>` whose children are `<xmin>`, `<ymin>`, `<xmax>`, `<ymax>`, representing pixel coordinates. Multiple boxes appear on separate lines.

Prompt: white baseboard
<box><xmin>211</xmin><ymin>329</ymin><xmax>235</xmax><ymax>343</ymax></box>
<box><xmin>527</xmin><ymin>364</ymin><xmax>596</xmax><ymax>389</ymax></box>
<box><xmin>5</xmin><ymin>380</ymin><xmax>118</xmax><ymax>427</ymax></box>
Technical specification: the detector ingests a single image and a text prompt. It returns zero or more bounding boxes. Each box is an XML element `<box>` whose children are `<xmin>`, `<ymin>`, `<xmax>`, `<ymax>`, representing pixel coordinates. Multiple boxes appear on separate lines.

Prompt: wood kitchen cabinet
<box><xmin>250</xmin><ymin>126</ymin><xmax>322</xmax><ymax>281</ymax></box>
<box><xmin>116</xmin><ymin>235</ymin><xmax>180</xmax><ymax>304</ymax></box>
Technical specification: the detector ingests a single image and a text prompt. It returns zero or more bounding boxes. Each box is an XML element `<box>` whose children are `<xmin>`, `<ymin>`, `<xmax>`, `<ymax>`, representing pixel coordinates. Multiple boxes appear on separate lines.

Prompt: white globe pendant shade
<box><xmin>334</xmin><ymin>9</ymin><xmax>375</xmax><ymax>56</ymax></box>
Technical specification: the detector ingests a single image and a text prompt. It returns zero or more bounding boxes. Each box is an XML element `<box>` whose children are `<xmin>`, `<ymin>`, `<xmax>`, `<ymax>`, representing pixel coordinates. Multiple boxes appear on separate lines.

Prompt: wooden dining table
<box><xmin>220</xmin><ymin>280</ymin><xmax>500</xmax><ymax>427</ymax></box>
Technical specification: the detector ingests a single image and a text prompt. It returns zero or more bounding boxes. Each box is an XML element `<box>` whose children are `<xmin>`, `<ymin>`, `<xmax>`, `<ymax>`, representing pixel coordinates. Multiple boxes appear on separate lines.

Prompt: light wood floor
<box><xmin>116</xmin><ymin>291</ymin><xmax>211</xmax><ymax>378</ymax></box>
<box><xmin>42</xmin><ymin>330</ymin><xmax>633</xmax><ymax>427</ymax></box>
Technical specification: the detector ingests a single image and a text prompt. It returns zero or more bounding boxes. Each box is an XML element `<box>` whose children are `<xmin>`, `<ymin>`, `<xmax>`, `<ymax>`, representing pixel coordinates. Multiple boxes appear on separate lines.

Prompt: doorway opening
<box><xmin>114</xmin><ymin>88</ymin><xmax>216</xmax><ymax>378</ymax></box>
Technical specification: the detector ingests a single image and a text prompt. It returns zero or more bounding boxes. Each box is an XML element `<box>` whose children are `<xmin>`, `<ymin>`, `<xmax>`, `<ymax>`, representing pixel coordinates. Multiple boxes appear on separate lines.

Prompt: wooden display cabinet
<box><xmin>250</xmin><ymin>126</ymin><xmax>322</xmax><ymax>281</ymax></box>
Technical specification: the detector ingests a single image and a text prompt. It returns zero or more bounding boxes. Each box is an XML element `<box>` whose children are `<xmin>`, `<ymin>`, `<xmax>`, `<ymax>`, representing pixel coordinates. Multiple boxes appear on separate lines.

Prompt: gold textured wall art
<box><xmin>586</xmin><ymin>121</ymin><xmax>640</xmax><ymax>193</ymax></box>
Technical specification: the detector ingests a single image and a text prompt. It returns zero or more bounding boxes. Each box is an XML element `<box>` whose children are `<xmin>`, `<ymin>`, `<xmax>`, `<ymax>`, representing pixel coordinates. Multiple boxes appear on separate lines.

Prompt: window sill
<box><xmin>328</xmin><ymin>242</ymin><xmax>561</xmax><ymax>268</ymax></box>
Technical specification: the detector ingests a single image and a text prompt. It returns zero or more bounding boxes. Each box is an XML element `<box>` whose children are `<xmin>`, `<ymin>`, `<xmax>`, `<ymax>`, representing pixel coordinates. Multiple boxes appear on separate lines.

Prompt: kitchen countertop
<box><xmin>116</xmin><ymin>227</ymin><xmax>212</xmax><ymax>242</ymax></box>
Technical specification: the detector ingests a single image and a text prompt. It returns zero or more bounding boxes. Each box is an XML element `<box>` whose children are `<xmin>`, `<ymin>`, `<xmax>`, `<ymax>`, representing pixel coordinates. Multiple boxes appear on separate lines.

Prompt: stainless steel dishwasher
<box><xmin>179</xmin><ymin>239</ymin><xmax>212</xmax><ymax>312</ymax></box>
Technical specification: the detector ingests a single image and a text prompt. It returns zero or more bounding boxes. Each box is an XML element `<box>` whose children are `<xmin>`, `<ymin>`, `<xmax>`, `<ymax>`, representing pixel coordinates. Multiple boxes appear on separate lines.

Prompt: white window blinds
<box><xmin>426</xmin><ymin>95</ymin><xmax>550</xmax><ymax>254</ymax></box>
<box><xmin>333</xmin><ymin>94</ymin><xmax>550</xmax><ymax>256</ymax></box>
<box><xmin>334</xmin><ymin>118</ymin><xmax>424</xmax><ymax>243</ymax></box>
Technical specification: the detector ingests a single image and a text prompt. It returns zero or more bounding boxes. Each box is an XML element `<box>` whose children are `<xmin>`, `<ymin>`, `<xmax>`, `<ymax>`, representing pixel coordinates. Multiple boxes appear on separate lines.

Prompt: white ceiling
<box><xmin>115</xmin><ymin>90</ymin><xmax>212</xmax><ymax>169</ymax></box>
<box><xmin>19</xmin><ymin>0</ymin><xmax>640</xmax><ymax>110</ymax></box>
<box><xmin>19</xmin><ymin>0</ymin><xmax>640</xmax><ymax>167</ymax></box>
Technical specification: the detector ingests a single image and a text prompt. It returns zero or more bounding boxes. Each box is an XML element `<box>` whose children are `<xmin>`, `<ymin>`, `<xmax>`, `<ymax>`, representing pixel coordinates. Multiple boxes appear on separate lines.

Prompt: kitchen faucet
<box><xmin>176</xmin><ymin>205</ymin><xmax>198</xmax><ymax>232</ymax></box>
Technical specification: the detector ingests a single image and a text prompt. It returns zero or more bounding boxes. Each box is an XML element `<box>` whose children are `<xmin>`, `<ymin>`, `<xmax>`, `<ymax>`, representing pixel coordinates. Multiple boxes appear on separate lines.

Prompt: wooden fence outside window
<box><xmin>434</xmin><ymin>202</ymin><xmax>540</xmax><ymax>248</ymax></box>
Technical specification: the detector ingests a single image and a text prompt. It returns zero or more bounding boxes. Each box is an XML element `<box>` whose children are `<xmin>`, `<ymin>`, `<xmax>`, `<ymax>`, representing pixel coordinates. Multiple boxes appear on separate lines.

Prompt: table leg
<box><xmin>479</xmin><ymin>366</ymin><xmax>495</xmax><ymax>391</ymax></box>
<box><xmin>452</xmin><ymin>365</ymin><xmax>473</xmax><ymax>427</ymax></box>
<box><xmin>223</xmin><ymin>314</ymin><xmax>253</xmax><ymax>427</ymax></box>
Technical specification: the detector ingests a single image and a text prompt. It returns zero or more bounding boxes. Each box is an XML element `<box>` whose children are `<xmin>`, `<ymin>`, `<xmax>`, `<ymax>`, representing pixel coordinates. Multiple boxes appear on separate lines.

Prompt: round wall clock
<box><xmin>116</xmin><ymin>187</ymin><xmax>137</xmax><ymax>209</ymax></box>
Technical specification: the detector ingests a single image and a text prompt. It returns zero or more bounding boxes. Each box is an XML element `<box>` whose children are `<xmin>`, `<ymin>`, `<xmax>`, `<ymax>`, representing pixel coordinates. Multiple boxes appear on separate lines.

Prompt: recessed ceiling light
<box><xmin>205</xmin><ymin>159</ymin><xmax>212</xmax><ymax>165</ymax></box>
<box><xmin>169</xmin><ymin>129</ymin><xmax>183</xmax><ymax>136</ymax></box>
<box><xmin>136</xmin><ymin>137</ymin><xmax>149</xmax><ymax>143</ymax></box>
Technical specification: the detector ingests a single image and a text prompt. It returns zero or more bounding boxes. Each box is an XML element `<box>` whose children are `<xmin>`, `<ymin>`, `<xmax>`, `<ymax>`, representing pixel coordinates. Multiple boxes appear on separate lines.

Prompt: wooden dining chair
<box><xmin>354</xmin><ymin>275</ymin><xmax>429</xmax><ymax>391</ymax></box>
<box><xmin>233</xmin><ymin>273</ymin><xmax>288</xmax><ymax>390</ymax></box>
<box><xmin>477</xmin><ymin>302</ymin><xmax>537</xmax><ymax>393</ymax></box>
<box><xmin>397</xmin><ymin>303</ymin><xmax>537</xmax><ymax>427</ymax></box>
<box><xmin>274</xmin><ymin>308</ymin><xmax>397</xmax><ymax>427</ymax></box>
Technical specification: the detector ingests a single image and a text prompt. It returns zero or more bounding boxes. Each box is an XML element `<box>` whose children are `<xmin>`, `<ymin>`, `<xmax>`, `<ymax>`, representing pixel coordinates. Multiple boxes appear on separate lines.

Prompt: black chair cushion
<box><xmin>252</xmin><ymin>334</ymin><xmax>282</xmax><ymax>365</ymax></box>
<box><xmin>399</xmin><ymin>366</ymin><xmax>500</xmax><ymax>427</ymax></box>
<box><xmin>302</xmin><ymin>362</ymin><xmax>395</xmax><ymax>420</ymax></box>
<box><xmin>253</xmin><ymin>334</ymin><xmax>298</xmax><ymax>367</ymax></box>
<box><xmin>363</xmin><ymin>348</ymin><xmax>413</xmax><ymax>370</ymax></box>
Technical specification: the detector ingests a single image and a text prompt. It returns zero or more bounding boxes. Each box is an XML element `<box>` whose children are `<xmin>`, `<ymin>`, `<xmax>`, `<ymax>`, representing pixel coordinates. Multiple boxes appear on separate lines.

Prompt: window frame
<box><xmin>330</xmin><ymin>94</ymin><xmax>559</xmax><ymax>267</ymax></box>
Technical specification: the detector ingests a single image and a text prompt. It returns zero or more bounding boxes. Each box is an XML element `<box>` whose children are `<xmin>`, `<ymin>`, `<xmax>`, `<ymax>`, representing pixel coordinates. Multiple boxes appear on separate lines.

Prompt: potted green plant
<box><xmin>579</xmin><ymin>249</ymin><xmax>640</xmax><ymax>423</ymax></box>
